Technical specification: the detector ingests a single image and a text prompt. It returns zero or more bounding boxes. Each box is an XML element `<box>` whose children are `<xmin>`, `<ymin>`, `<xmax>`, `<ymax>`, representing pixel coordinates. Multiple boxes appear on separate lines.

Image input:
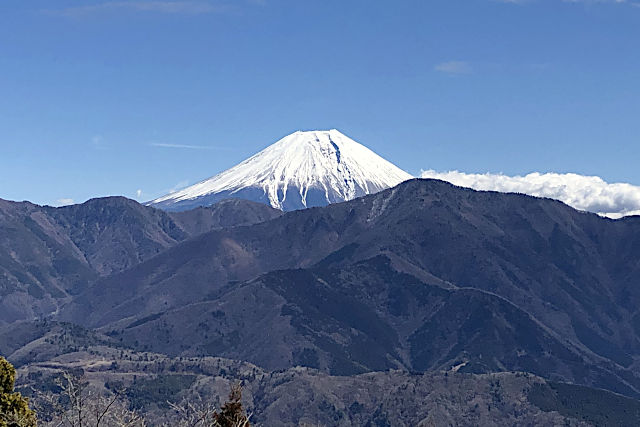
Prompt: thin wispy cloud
<box><xmin>434</xmin><ymin>61</ymin><xmax>473</xmax><ymax>75</ymax></box>
<box><xmin>420</xmin><ymin>170</ymin><xmax>640</xmax><ymax>218</ymax></box>
<box><xmin>149</xmin><ymin>143</ymin><xmax>224</xmax><ymax>150</ymax></box>
<box><xmin>47</xmin><ymin>1</ymin><xmax>230</xmax><ymax>17</ymax></box>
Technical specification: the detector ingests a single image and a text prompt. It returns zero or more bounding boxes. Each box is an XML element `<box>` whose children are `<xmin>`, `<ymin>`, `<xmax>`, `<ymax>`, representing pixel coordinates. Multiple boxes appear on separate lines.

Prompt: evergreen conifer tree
<box><xmin>213</xmin><ymin>383</ymin><xmax>250</xmax><ymax>427</ymax></box>
<box><xmin>0</xmin><ymin>356</ymin><xmax>36</xmax><ymax>427</ymax></box>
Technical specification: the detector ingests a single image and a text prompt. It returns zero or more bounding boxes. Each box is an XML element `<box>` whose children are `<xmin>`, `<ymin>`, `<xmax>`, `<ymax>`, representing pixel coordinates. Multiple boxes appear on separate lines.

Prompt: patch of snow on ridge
<box><xmin>150</xmin><ymin>130</ymin><xmax>413</xmax><ymax>211</ymax></box>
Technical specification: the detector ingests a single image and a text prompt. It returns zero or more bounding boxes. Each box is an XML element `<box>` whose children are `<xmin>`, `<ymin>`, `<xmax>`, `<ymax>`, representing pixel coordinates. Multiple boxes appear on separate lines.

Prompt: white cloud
<box><xmin>420</xmin><ymin>170</ymin><xmax>640</xmax><ymax>218</ymax></box>
<box><xmin>434</xmin><ymin>61</ymin><xmax>473</xmax><ymax>75</ymax></box>
<box><xmin>136</xmin><ymin>189</ymin><xmax>143</xmax><ymax>198</ymax></box>
<box><xmin>55</xmin><ymin>198</ymin><xmax>75</xmax><ymax>206</ymax></box>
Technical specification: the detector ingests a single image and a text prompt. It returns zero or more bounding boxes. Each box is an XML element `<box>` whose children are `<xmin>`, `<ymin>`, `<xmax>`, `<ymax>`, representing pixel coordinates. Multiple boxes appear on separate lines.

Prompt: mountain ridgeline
<box><xmin>3</xmin><ymin>177</ymin><xmax>640</xmax><ymax>424</ymax></box>
<box><xmin>49</xmin><ymin>179</ymin><xmax>640</xmax><ymax>399</ymax></box>
<box><xmin>0</xmin><ymin>197</ymin><xmax>280</xmax><ymax>323</ymax></box>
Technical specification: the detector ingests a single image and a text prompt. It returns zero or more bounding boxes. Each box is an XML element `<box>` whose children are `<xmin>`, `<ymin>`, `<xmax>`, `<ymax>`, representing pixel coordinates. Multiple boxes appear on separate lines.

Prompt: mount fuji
<box><xmin>149</xmin><ymin>129</ymin><xmax>413</xmax><ymax>211</ymax></box>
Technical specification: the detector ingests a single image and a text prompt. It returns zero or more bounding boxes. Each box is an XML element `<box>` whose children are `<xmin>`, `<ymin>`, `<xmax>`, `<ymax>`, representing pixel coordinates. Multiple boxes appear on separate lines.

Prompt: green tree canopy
<box><xmin>0</xmin><ymin>356</ymin><xmax>36</xmax><ymax>427</ymax></box>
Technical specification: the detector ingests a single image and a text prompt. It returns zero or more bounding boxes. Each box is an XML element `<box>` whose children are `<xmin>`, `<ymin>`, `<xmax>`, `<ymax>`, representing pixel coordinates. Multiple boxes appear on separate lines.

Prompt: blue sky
<box><xmin>1</xmin><ymin>0</ymin><xmax>639</xmax><ymax>206</ymax></box>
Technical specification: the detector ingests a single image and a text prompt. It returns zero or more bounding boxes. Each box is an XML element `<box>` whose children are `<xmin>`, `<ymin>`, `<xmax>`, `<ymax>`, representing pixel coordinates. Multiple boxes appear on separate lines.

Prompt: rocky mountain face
<box><xmin>55</xmin><ymin>179</ymin><xmax>640</xmax><ymax>399</ymax></box>
<box><xmin>149</xmin><ymin>130</ymin><xmax>412</xmax><ymax>212</ymax></box>
<box><xmin>0</xmin><ymin>197</ymin><xmax>280</xmax><ymax>323</ymax></box>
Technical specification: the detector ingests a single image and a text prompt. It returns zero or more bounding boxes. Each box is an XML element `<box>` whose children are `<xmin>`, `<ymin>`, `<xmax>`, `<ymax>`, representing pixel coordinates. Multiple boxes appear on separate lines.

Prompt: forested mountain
<box><xmin>0</xmin><ymin>197</ymin><xmax>279</xmax><ymax>323</ymax></box>
<box><xmin>53</xmin><ymin>179</ymin><xmax>640</xmax><ymax>398</ymax></box>
<box><xmin>4</xmin><ymin>178</ymin><xmax>640</xmax><ymax>424</ymax></box>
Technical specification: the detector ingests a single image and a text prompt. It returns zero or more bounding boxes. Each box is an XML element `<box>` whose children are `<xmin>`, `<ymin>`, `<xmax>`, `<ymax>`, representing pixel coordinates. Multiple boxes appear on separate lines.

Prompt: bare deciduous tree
<box><xmin>161</xmin><ymin>395</ymin><xmax>218</xmax><ymax>427</ymax></box>
<box><xmin>37</xmin><ymin>371</ymin><xmax>145</xmax><ymax>427</ymax></box>
<box><xmin>32</xmin><ymin>373</ymin><xmax>251</xmax><ymax>427</ymax></box>
<box><xmin>159</xmin><ymin>384</ymin><xmax>251</xmax><ymax>427</ymax></box>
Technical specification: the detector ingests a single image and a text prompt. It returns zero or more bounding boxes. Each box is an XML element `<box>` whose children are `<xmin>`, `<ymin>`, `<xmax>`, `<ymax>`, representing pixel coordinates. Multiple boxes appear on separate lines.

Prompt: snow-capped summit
<box><xmin>149</xmin><ymin>129</ymin><xmax>413</xmax><ymax>211</ymax></box>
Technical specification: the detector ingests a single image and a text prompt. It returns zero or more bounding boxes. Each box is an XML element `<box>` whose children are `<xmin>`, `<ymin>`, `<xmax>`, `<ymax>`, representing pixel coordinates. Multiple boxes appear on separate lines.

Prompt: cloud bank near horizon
<box><xmin>419</xmin><ymin>170</ymin><xmax>640</xmax><ymax>218</ymax></box>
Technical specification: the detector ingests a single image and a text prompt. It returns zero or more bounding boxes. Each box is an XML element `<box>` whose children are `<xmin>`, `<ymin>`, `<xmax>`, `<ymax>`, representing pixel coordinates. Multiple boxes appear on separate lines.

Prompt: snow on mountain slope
<box><xmin>149</xmin><ymin>129</ymin><xmax>412</xmax><ymax>212</ymax></box>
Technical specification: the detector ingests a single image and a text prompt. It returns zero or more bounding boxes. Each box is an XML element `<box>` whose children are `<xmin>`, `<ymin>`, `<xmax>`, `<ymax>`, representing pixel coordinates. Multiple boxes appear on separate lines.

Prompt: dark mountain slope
<box><xmin>0</xmin><ymin>196</ymin><xmax>280</xmax><ymax>323</ymax></box>
<box><xmin>46</xmin><ymin>197</ymin><xmax>189</xmax><ymax>275</ymax></box>
<box><xmin>0</xmin><ymin>199</ymin><xmax>98</xmax><ymax>322</ymax></box>
<box><xmin>97</xmin><ymin>255</ymin><xmax>640</xmax><ymax>397</ymax></box>
<box><xmin>0</xmin><ymin>320</ymin><xmax>119</xmax><ymax>367</ymax></box>
<box><xmin>56</xmin><ymin>179</ymin><xmax>640</xmax><ymax>395</ymax></box>
<box><xmin>49</xmin><ymin>196</ymin><xmax>280</xmax><ymax>276</ymax></box>
<box><xmin>59</xmin><ymin>180</ymin><xmax>640</xmax><ymax>349</ymax></box>
<box><xmin>168</xmin><ymin>198</ymin><xmax>281</xmax><ymax>236</ymax></box>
